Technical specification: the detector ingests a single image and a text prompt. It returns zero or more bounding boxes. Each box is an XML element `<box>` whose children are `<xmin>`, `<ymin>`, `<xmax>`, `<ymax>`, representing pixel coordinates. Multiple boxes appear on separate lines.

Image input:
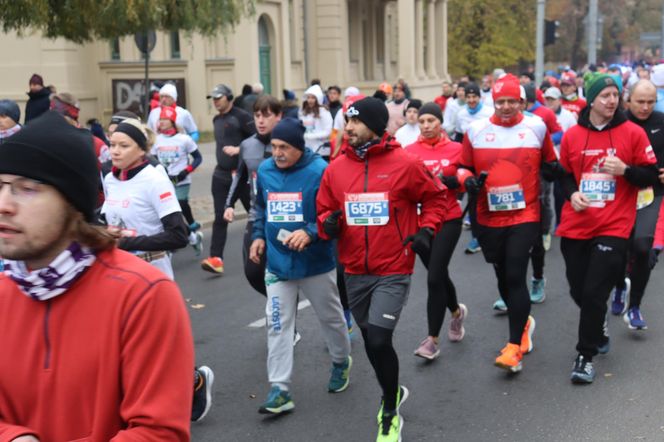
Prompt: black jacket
<box><xmin>24</xmin><ymin>88</ymin><xmax>51</xmax><ymax>123</ymax></box>
<box><xmin>625</xmin><ymin>109</ymin><xmax>664</xmax><ymax>196</ymax></box>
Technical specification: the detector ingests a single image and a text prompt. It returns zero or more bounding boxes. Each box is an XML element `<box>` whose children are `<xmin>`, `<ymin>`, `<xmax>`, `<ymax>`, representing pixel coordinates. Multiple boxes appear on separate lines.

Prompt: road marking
<box><xmin>247</xmin><ymin>299</ymin><xmax>311</xmax><ymax>328</ymax></box>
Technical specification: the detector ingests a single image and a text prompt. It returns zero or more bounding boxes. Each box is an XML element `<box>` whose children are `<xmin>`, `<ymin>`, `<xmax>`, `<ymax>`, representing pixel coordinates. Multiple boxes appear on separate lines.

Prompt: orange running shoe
<box><xmin>494</xmin><ymin>343</ymin><xmax>523</xmax><ymax>373</ymax></box>
<box><xmin>520</xmin><ymin>315</ymin><xmax>536</xmax><ymax>354</ymax></box>
<box><xmin>201</xmin><ymin>257</ymin><xmax>224</xmax><ymax>275</ymax></box>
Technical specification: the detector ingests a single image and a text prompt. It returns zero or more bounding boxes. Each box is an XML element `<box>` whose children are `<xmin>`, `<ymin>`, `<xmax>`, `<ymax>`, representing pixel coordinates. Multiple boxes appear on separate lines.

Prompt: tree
<box><xmin>0</xmin><ymin>0</ymin><xmax>255</xmax><ymax>43</ymax></box>
<box><xmin>447</xmin><ymin>0</ymin><xmax>536</xmax><ymax>79</ymax></box>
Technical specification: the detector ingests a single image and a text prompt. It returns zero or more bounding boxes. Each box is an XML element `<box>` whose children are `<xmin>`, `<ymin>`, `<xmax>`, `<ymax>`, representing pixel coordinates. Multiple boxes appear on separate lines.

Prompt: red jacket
<box><xmin>434</xmin><ymin>95</ymin><xmax>449</xmax><ymax>112</ymax></box>
<box><xmin>557</xmin><ymin>111</ymin><xmax>656</xmax><ymax>240</ymax></box>
<box><xmin>405</xmin><ymin>135</ymin><xmax>463</xmax><ymax>221</ymax></box>
<box><xmin>0</xmin><ymin>248</ymin><xmax>194</xmax><ymax>442</ymax></box>
<box><xmin>317</xmin><ymin>134</ymin><xmax>447</xmax><ymax>275</ymax></box>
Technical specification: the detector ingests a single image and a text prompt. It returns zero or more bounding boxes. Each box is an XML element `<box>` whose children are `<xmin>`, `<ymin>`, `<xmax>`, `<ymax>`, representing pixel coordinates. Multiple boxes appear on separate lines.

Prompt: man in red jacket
<box><xmin>457</xmin><ymin>74</ymin><xmax>559</xmax><ymax>374</ymax></box>
<box><xmin>0</xmin><ymin>112</ymin><xmax>195</xmax><ymax>441</ymax></box>
<box><xmin>557</xmin><ymin>73</ymin><xmax>658</xmax><ymax>384</ymax></box>
<box><xmin>317</xmin><ymin>97</ymin><xmax>446</xmax><ymax>442</ymax></box>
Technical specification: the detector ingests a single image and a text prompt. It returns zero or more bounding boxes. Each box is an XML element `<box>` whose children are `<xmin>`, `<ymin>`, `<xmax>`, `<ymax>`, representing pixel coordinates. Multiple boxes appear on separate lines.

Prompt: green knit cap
<box><xmin>584</xmin><ymin>72</ymin><xmax>619</xmax><ymax>106</ymax></box>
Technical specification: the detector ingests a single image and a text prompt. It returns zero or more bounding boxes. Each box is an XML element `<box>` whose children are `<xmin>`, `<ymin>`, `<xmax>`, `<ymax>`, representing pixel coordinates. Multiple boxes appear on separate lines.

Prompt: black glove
<box><xmin>649</xmin><ymin>248</ymin><xmax>660</xmax><ymax>270</ymax></box>
<box><xmin>323</xmin><ymin>210</ymin><xmax>343</xmax><ymax>238</ymax></box>
<box><xmin>402</xmin><ymin>227</ymin><xmax>434</xmax><ymax>256</ymax></box>
<box><xmin>176</xmin><ymin>169</ymin><xmax>190</xmax><ymax>182</ymax></box>
<box><xmin>168</xmin><ymin>175</ymin><xmax>179</xmax><ymax>184</ymax></box>
<box><xmin>541</xmin><ymin>161</ymin><xmax>565</xmax><ymax>182</ymax></box>
<box><xmin>439</xmin><ymin>174</ymin><xmax>460</xmax><ymax>190</ymax></box>
<box><xmin>464</xmin><ymin>176</ymin><xmax>481</xmax><ymax>196</ymax></box>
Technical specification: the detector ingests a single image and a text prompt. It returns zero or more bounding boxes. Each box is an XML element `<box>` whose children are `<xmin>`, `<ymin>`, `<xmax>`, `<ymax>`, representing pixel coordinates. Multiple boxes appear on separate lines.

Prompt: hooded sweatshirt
<box><xmin>298</xmin><ymin>85</ymin><xmax>333</xmax><ymax>156</ymax></box>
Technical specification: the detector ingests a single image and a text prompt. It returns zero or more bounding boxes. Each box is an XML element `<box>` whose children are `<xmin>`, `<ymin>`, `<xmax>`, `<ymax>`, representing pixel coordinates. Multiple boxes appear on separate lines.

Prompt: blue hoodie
<box><xmin>252</xmin><ymin>148</ymin><xmax>335</xmax><ymax>280</ymax></box>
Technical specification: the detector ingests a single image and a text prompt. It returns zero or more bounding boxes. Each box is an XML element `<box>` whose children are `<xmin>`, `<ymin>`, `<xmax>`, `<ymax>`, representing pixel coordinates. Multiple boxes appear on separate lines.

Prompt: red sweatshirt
<box><xmin>317</xmin><ymin>134</ymin><xmax>446</xmax><ymax>275</ymax></box>
<box><xmin>0</xmin><ymin>248</ymin><xmax>194</xmax><ymax>442</ymax></box>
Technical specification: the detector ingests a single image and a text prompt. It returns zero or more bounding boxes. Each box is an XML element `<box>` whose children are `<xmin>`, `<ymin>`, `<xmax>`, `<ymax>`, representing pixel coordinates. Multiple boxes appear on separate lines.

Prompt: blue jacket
<box><xmin>252</xmin><ymin>148</ymin><xmax>335</xmax><ymax>280</ymax></box>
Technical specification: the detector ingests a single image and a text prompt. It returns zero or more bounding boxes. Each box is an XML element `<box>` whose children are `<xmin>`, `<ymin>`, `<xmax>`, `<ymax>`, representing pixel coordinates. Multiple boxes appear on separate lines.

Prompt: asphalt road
<box><xmin>170</xmin><ymin>221</ymin><xmax>664</xmax><ymax>442</ymax></box>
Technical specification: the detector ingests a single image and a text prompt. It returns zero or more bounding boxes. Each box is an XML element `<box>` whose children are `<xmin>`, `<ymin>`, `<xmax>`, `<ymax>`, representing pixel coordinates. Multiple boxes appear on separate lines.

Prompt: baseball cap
<box><xmin>207</xmin><ymin>84</ymin><xmax>233</xmax><ymax>99</ymax></box>
<box><xmin>543</xmin><ymin>87</ymin><xmax>562</xmax><ymax>99</ymax></box>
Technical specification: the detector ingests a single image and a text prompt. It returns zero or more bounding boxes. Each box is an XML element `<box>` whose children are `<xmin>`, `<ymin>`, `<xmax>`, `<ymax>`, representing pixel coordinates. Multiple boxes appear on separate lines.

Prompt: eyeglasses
<box><xmin>0</xmin><ymin>178</ymin><xmax>44</xmax><ymax>203</ymax></box>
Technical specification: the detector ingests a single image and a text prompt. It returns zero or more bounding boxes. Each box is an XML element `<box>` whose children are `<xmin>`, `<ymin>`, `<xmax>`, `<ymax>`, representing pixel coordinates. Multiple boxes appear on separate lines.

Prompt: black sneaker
<box><xmin>570</xmin><ymin>354</ymin><xmax>595</xmax><ymax>384</ymax></box>
<box><xmin>192</xmin><ymin>366</ymin><xmax>215</xmax><ymax>422</ymax></box>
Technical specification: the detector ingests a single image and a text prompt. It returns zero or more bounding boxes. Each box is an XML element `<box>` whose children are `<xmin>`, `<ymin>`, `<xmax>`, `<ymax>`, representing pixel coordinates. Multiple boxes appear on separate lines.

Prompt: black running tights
<box><xmin>418</xmin><ymin>218</ymin><xmax>462</xmax><ymax>337</ymax></box>
<box><xmin>361</xmin><ymin>325</ymin><xmax>399</xmax><ymax>412</ymax></box>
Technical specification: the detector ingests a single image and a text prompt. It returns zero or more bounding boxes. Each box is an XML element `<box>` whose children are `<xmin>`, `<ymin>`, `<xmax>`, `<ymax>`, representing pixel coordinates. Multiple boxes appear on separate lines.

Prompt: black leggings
<box><xmin>360</xmin><ymin>325</ymin><xmax>399</xmax><ymax>411</ymax></box>
<box><xmin>417</xmin><ymin>218</ymin><xmax>462</xmax><ymax>337</ymax></box>
<box><xmin>243</xmin><ymin>222</ymin><xmax>266</xmax><ymax>296</ymax></box>
<box><xmin>561</xmin><ymin>236</ymin><xmax>628</xmax><ymax>359</ymax></box>
<box><xmin>477</xmin><ymin>223</ymin><xmax>538</xmax><ymax>344</ymax></box>
<box><xmin>179</xmin><ymin>199</ymin><xmax>195</xmax><ymax>227</ymax></box>
<box><xmin>615</xmin><ymin>196</ymin><xmax>662</xmax><ymax>308</ymax></box>
<box><xmin>211</xmin><ymin>170</ymin><xmax>250</xmax><ymax>259</ymax></box>
<box><xmin>530</xmin><ymin>235</ymin><xmax>545</xmax><ymax>280</ymax></box>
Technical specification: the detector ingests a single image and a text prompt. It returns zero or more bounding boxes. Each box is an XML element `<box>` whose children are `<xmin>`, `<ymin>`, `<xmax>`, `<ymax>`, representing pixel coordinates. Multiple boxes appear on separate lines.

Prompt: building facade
<box><xmin>1</xmin><ymin>0</ymin><xmax>450</xmax><ymax>131</ymax></box>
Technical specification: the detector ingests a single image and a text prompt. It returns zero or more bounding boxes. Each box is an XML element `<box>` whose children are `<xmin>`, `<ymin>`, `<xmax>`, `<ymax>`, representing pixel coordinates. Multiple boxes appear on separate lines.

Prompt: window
<box><xmin>170</xmin><ymin>31</ymin><xmax>181</xmax><ymax>59</ymax></box>
<box><xmin>110</xmin><ymin>38</ymin><xmax>120</xmax><ymax>60</ymax></box>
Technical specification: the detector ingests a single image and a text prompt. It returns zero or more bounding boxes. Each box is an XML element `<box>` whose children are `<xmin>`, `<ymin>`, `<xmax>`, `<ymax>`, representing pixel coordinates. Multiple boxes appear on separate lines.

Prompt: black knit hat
<box><xmin>345</xmin><ymin>97</ymin><xmax>389</xmax><ymax>137</ymax></box>
<box><xmin>271</xmin><ymin>117</ymin><xmax>306</xmax><ymax>151</ymax></box>
<box><xmin>418</xmin><ymin>102</ymin><xmax>443</xmax><ymax>122</ymax></box>
<box><xmin>464</xmin><ymin>83</ymin><xmax>481</xmax><ymax>97</ymax></box>
<box><xmin>0</xmin><ymin>111</ymin><xmax>99</xmax><ymax>221</ymax></box>
<box><xmin>405</xmin><ymin>99</ymin><xmax>423</xmax><ymax>113</ymax></box>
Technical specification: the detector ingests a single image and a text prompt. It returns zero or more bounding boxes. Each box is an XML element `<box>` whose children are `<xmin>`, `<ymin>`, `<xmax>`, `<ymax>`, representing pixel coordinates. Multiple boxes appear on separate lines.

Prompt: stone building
<box><xmin>1</xmin><ymin>0</ymin><xmax>450</xmax><ymax>131</ymax></box>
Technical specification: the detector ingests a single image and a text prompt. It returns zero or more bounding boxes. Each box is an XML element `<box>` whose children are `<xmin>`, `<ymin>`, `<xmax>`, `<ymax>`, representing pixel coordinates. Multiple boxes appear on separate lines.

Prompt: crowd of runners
<box><xmin>1</xmin><ymin>60</ymin><xmax>664</xmax><ymax>441</ymax></box>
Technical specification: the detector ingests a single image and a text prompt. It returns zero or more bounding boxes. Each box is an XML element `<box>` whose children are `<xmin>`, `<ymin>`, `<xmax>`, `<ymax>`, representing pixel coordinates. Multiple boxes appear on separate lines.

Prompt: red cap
<box><xmin>492</xmin><ymin>74</ymin><xmax>521</xmax><ymax>101</ymax></box>
<box><xmin>160</xmin><ymin>106</ymin><xmax>177</xmax><ymax>123</ymax></box>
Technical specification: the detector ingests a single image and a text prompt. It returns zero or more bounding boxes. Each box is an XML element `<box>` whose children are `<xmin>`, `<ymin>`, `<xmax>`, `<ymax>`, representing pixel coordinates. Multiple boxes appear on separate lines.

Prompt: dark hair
<box><xmin>241</xmin><ymin>84</ymin><xmax>253</xmax><ymax>95</ymax></box>
<box><xmin>301</xmin><ymin>96</ymin><xmax>321</xmax><ymax>118</ymax></box>
<box><xmin>327</xmin><ymin>85</ymin><xmax>341</xmax><ymax>94</ymax></box>
<box><xmin>373</xmin><ymin>90</ymin><xmax>388</xmax><ymax>102</ymax></box>
<box><xmin>254</xmin><ymin>95</ymin><xmax>282</xmax><ymax>116</ymax></box>
<box><xmin>310</xmin><ymin>78</ymin><xmax>321</xmax><ymax>86</ymax></box>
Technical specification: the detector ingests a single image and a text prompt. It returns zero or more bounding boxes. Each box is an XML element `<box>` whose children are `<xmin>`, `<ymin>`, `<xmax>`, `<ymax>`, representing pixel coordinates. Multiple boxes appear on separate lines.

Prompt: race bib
<box><xmin>267</xmin><ymin>192</ymin><xmax>303</xmax><ymax>222</ymax></box>
<box><xmin>344</xmin><ymin>192</ymin><xmax>390</xmax><ymax>226</ymax></box>
<box><xmin>580</xmin><ymin>173</ymin><xmax>615</xmax><ymax>202</ymax></box>
<box><xmin>637</xmin><ymin>187</ymin><xmax>654</xmax><ymax>210</ymax></box>
<box><xmin>487</xmin><ymin>184</ymin><xmax>526</xmax><ymax>212</ymax></box>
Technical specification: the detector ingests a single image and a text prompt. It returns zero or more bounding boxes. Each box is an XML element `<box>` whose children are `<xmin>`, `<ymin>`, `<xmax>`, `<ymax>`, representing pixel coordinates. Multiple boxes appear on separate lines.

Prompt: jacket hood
<box><xmin>304</xmin><ymin>84</ymin><xmax>325</xmax><ymax>105</ymax></box>
<box><xmin>577</xmin><ymin>105</ymin><xmax>627</xmax><ymax>131</ymax></box>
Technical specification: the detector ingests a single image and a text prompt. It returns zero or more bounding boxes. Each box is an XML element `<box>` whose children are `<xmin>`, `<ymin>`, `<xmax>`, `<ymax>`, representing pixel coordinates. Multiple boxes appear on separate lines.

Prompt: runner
<box><xmin>457</xmin><ymin>73</ymin><xmax>558</xmax><ymax>373</ymax></box>
<box><xmin>434</xmin><ymin>81</ymin><xmax>453</xmax><ymax>112</ymax></box>
<box><xmin>249</xmin><ymin>117</ymin><xmax>351</xmax><ymax>415</ymax></box>
<box><xmin>394</xmin><ymin>99</ymin><xmax>422</xmax><ymax>147</ymax></box>
<box><xmin>224</xmin><ymin>95</ymin><xmax>282</xmax><ymax>296</ymax></box>
<box><xmin>317</xmin><ymin>97</ymin><xmax>446</xmax><ymax>441</ymax></box>
<box><xmin>557</xmin><ymin>73</ymin><xmax>658</xmax><ymax>383</ymax></box>
<box><xmin>147</xmin><ymin>83</ymin><xmax>200</xmax><ymax>141</ymax></box>
<box><xmin>151</xmin><ymin>106</ymin><xmax>204</xmax><ymax>256</ymax></box>
<box><xmin>298</xmin><ymin>84</ymin><xmax>333</xmax><ymax>160</ymax></box>
<box><xmin>443</xmin><ymin>81</ymin><xmax>467</xmax><ymax>140</ymax></box>
<box><xmin>386</xmin><ymin>82</ymin><xmax>410</xmax><ymax>135</ymax></box>
<box><xmin>0</xmin><ymin>112</ymin><xmax>194</xmax><ymax>440</ymax></box>
<box><xmin>405</xmin><ymin>102</ymin><xmax>468</xmax><ymax>360</ymax></box>
<box><xmin>560</xmin><ymin>72</ymin><xmax>587</xmax><ymax>117</ymax></box>
<box><xmin>202</xmin><ymin>84</ymin><xmax>255</xmax><ymax>275</ymax></box>
<box><xmin>609</xmin><ymin>79</ymin><xmax>664</xmax><ymax>330</ymax></box>
<box><xmin>455</xmin><ymin>83</ymin><xmax>494</xmax><ymax>139</ymax></box>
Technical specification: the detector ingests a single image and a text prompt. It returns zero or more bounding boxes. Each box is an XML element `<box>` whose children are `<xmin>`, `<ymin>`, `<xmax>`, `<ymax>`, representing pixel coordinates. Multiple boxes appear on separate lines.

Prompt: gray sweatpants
<box><xmin>265</xmin><ymin>269</ymin><xmax>351</xmax><ymax>390</ymax></box>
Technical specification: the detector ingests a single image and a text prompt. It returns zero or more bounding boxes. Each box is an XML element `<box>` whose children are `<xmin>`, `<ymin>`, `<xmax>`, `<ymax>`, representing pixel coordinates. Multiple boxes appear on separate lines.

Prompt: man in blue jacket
<box><xmin>249</xmin><ymin>118</ymin><xmax>352</xmax><ymax>415</ymax></box>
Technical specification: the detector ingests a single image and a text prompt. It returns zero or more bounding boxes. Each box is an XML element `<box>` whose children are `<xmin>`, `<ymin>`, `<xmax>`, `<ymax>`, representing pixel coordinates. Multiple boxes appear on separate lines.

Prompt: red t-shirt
<box><xmin>557</xmin><ymin>119</ymin><xmax>656</xmax><ymax>239</ymax></box>
<box><xmin>434</xmin><ymin>95</ymin><xmax>449</xmax><ymax>112</ymax></box>
<box><xmin>406</xmin><ymin>135</ymin><xmax>463</xmax><ymax>221</ymax></box>
<box><xmin>561</xmin><ymin>98</ymin><xmax>587</xmax><ymax>117</ymax></box>
<box><xmin>460</xmin><ymin>113</ymin><xmax>557</xmax><ymax>227</ymax></box>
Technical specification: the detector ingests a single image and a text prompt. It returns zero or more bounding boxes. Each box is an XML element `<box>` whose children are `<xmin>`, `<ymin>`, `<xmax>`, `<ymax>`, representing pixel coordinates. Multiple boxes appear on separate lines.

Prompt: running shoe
<box><xmin>414</xmin><ymin>337</ymin><xmax>440</xmax><ymax>360</ymax></box>
<box><xmin>376</xmin><ymin>411</ymin><xmax>402</xmax><ymax>442</ymax></box>
<box><xmin>529</xmin><ymin>277</ymin><xmax>546</xmax><ymax>304</ymax></box>
<box><xmin>344</xmin><ymin>309</ymin><xmax>354</xmax><ymax>334</ymax></box>
<box><xmin>258</xmin><ymin>386</ymin><xmax>294</xmax><ymax>415</ymax></box>
<box><xmin>494</xmin><ymin>343</ymin><xmax>523</xmax><ymax>373</ymax></box>
<box><xmin>328</xmin><ymin>356</ymin><xmax>352</xmax><ymax>393</ymax></box>
<box><xmin>598</xmin><ymin>313</ymin><xmax>610</xmax><ymax>354</ymax></box>
<box><xmin>570</xmin><ymin>354</ymin><xmax>595</xmax><ymax>384</ymax></box>
<box><xmin>191</xmin><ymin>366</ymin><xmax>214</xmax><ymax>422</ymax></box>
<box><xmin>492</xmin><ymin>297</ymin><xmax>508</xmax><ymax>314</ymax></box>
<box><xmin>293</xmin><ymin>330</ymin><xmax>301</xmax><ymax>346</ymax></box>
<box><xmin>542</xmin><ymin>233</ymin><xmax>552</xmax><ymax>251</ymax></box>
<box><xmin>189</xmin><ymin>221</ymin><xmax>201</xmax><ymax>232</ymax></box>
<box><xmin>463</xmin><ymin>214</ymin><xmax>472</xmax><ymax>230</ymax></box>
<box><xmin>377</xmin><ymin>385</ymin><xmax>409</xmax><ymax>424</ymax></box>
<box><xmin>448</xmin><ymin>303</ymin><xmax>468</xmax><ymax>342</ymax></box>
<box><xmin>190</xmin><ymin>231</ymin><xmax>204</xmax><ymax>256</ymax></box>
<box><xmin>610</xmin><ymin>278</ymin><xmax>630</xmax><ymax>315</ymax></box>
<box><xmin>624</xmin><ymin>306</ymin><xmax>647</xmax><ymax>330</ymax></box>
<box><xmin>464</xmin><ymin>237</ymin><xmax>482</xmax><ymax>254</ymax></box>
<box><xmin>201</xmin><ymin>256</ymin><xmax>224</xmax><ymax>274</ymax></box>
<box><xmin>520</xmin><ymin>315</ymin><xmax>536</xmax><ymax>354</ymax></box>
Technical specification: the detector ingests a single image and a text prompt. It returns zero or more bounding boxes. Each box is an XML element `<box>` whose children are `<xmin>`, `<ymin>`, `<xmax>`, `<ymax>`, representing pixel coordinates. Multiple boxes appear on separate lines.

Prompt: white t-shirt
<box><xmin>151</xmin><ymin>133</ymin><xmax>198</xmax><ymax>186</ymax></box>
<box><xmin>102</xmin><ymin>164</ymin><xmax>181</xmax><ymax>279</ymax></box>
<box><xmin>443</xmin><ymin>99</ymin><xmax>462</xmax><ymax>136</ymax></box>
<box><xmin>298</xmin><ymin>107</ymin><xmax>333</xmax><ymax>155</ymax></box>
<box><xmin>455</xmin><ymin>104</ymin><xmax>494</xmax><ymax>135</ymax></box>
<box><xmin>147</xmin><ymin>106</ymin><xmax>198</xmax><ymax>136</ymax></box>
<box><xmin>555</xmin><ymin>107</ymin><xmax>578</xmax><ymax>133</ymax></box>
<box><xmin>394</xmin><ymin>123</ymin><xmax>420</xmax><ymax>148</ymax></box>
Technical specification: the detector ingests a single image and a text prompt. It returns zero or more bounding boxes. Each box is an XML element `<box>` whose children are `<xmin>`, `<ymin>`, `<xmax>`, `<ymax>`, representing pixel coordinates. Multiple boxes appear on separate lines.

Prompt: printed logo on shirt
<box><xmin>646</xmin><ymin>145</ymin><xmax>656</xmax><ymax>161</ymax></box>
<box><xmin>160</xmin><ymin>191</ymin><xmax>174</xmax><ymax>202</ymax></box>
<box><xmin>651</xmin><ymin>128</ymin><xmax>661</xmax><ymax>134</ymax></box>
<box><xmin>441</xmin><ymin>159</ymin><xmax>450</xmax><ymax>167</ymax></box>
<box><xmin>582</xmin><ymin>149</ymin><xmax>604</xmax><ymax>156</ymax></box>
<box><xmin>382</xmin><ymin>314</ymin><xmax>396</xmax><ymax>321</ymax></box>
<box><xmin>518</xmin><ymin>133</ymin><xmax>526</xmax><ymax>139</ymax></box>
<box><xmin>597</xmin><ymin>244</ymin><xmax>613</xmax><ymax>252</ymax></box>
<box><xmin>377</xmin><ymin>174</ymin><xmax>390</xmax><ymax>179</ymax></box>
<box><xmin>485</xmin><ymin>133</ymin><xmax>496</xmax><ymax>142</ymax></box>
